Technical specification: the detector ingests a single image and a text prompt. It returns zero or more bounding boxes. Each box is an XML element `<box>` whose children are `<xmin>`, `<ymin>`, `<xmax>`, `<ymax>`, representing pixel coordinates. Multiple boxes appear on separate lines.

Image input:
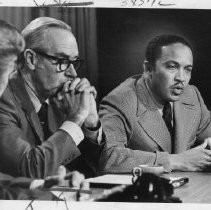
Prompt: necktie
<box><xmin>162</xmin><ymin>102</ymin><xmax>174</xmax><ymax>153</ymax></box>
<box><xmin>37</xmin><ymin>102</ymin><xmax>51</xmax><ymax>139</ymax></box>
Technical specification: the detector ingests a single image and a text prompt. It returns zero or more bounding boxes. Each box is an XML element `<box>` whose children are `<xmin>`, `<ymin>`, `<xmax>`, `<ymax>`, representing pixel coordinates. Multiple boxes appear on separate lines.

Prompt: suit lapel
<box><xmin>173</xmin><ymin>90</ymin><xmax>197</xmax><ymax>153</ymax></box>
<box><xmin>9</xmin><ymin>72</ymin><xmax>44</xmax><ymax>142</ymax></box>
<box><xmin>136</xmin><ymin>78</ymin><xmax>171</xmax><ymax>152</ymax></box>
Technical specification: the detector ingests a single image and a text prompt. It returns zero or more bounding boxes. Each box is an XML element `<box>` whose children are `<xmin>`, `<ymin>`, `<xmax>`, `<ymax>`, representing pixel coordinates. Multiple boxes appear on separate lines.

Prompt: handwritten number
<box><xmin>131</xmin><ymin>0</ymin><xmax>137</xmax><ymax>6</ymax></box>
<box><xmin>158</xmin><ymin>0</ymin><xmax>175</xmax><ymax>6</ymax></box>
<box><xmin>121</xmin><ymin>0</ymin><xmax>128</xmax><ymax>6</ymax></box>
<box><xmin>151</xmin><ymin>0</ymin><xmax>156</xmax><ymax>6</ymax></box>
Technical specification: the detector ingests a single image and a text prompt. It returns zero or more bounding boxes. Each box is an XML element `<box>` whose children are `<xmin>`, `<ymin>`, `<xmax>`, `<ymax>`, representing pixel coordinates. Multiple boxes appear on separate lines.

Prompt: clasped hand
<box><xmin>55</xmin><ymin>78</ymin><xmax>99</xmax><ymax>128</ymax></box>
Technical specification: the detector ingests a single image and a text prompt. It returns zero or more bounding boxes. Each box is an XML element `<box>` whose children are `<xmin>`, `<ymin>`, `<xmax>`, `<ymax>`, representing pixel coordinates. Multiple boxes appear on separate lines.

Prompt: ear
<box><xmin>143</xmin><ymin>60</ymin><xmax>152</xmax><ymax>73</ymax></box>
<box><xmin>24</xmin><ymin>49</ymin><xmax>38</xmax><ymax>70</ymax></box>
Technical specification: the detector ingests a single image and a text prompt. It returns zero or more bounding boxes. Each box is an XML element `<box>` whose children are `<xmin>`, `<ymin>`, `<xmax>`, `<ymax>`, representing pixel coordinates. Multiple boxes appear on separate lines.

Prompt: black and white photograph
<box><xmin>0</xmin><ymin>3</ymin><xmax>211</xmax><ymax>209</ymax></box>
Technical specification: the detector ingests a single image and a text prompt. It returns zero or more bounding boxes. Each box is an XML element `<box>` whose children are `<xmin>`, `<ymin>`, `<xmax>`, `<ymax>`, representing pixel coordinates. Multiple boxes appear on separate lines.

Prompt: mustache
<box><xmin>171</xmin><ymin>82</ymin><xmax>185</xmax><ymax>89</ymax></box>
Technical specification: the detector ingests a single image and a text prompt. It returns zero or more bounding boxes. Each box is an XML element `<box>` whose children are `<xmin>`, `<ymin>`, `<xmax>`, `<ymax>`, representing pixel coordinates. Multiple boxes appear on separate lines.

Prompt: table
<box><xmin>164</xmin><ymin>172</ymin><xmax>211</xmax><ymax>203</ymax></box>
<box><xmin>88</xmin><ymin>172</ymin><xmax>211</xmax><ymax>203</ymax></box>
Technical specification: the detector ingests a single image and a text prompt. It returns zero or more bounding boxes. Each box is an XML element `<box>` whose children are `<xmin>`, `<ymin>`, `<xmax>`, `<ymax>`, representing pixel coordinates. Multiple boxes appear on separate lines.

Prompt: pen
<box><xmin>44</xmin><ymin>186</ymin><xmax>92</xmax><ymax>194</ymax></box>
<box><xmin>170</xmin><ymin>177</ymin><xmax>189</xmax><ymax>188</ymax></box>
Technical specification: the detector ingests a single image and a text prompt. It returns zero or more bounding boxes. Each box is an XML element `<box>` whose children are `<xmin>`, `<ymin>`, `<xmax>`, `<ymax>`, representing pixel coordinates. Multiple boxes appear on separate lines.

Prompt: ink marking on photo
<box><xmin>33</xmin><ymin>0</ymin><xmax>94</xmax><ymax>7</ymax></box>
<box><xmin>121</xmin><ymin>0</ymin><xmax>175</xmax><ymax>7</ymax></box>
<box><xmin>25</xmin><ymin>199</ymin><xmax>35</xmax><ymax>210</ymax></box>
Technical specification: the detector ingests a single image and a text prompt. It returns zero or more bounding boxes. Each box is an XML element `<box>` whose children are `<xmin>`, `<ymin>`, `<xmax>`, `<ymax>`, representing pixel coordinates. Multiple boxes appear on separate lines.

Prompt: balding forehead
<box><xmin>21</xmin><ymin>17</ymin><xmax>71</xmax><ymax>37</ymax></box>
<box><xmin>42</xmin><ymin>27</ymin><xmax>76</xmax><ymax>51</ymax></box>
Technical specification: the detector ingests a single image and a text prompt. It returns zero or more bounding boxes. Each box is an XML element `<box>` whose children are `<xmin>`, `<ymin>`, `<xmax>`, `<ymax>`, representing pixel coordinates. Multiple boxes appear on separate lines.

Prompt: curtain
<box><xmin>0</xmin><ymin>7</ymin><xmax>31</xmax><ymax>30</ymax></box>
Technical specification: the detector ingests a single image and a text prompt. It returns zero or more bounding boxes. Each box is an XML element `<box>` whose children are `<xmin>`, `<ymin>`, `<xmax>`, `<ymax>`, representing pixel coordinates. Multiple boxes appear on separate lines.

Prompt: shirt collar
<box><xmin>144</xmin><ymin>77</ymin><xmax>173</xmax><ymax>114</ymax></box>
<box><xmin>24</xmin><ymin>82</ymin><xmax>48</xmax><ymax>113</ymax></box>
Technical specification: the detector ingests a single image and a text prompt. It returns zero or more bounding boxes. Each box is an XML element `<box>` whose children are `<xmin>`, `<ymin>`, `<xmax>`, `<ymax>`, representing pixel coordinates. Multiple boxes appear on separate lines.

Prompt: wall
<box><xmin>97</xmin><ymin>9</ymin><xmax>211</xmax><ymax>109</ymax></box>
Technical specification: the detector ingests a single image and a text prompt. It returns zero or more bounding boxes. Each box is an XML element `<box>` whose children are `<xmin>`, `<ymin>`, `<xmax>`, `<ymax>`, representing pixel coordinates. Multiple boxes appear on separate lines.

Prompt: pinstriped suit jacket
<box><xmin>99</xmin><ymin>75</ymin><xmax>211</xmax><ymax>173</ymax></box>
<box><xmin>0</xmin><ymin>72</ymin><xmax>101</xmax><ymax>178</ymax></box>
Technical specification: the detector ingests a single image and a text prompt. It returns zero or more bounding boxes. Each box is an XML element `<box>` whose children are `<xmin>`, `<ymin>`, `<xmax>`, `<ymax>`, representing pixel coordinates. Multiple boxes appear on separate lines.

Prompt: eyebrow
<box><xmin>165</xmin><ymin>60</ymin><xmax>193</xmax><ymax>67</ymax></box>
<box><xmin>185</xmin><ymin>64</ymin><xmax>193</xmax><ymax>68</ymax></box>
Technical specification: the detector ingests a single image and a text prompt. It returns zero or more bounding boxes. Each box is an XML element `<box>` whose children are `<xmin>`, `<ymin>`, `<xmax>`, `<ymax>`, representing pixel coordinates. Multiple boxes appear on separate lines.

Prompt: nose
<box><xmin>175</xmin><ymin>68</ymin><xmax>185</xmax><ymax>83</ymax></box>
<box><xmin>65</xmin><ymin>64</ymin><xmax>77</xmax><ymax>78</ymax></box>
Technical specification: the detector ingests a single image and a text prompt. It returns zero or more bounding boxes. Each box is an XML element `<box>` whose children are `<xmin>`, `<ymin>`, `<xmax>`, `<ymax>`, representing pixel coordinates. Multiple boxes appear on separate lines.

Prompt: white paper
<box><xmin>86</xmin><ymin>174</ymin><xmax>133</xmax><ymax>185</ymax></box>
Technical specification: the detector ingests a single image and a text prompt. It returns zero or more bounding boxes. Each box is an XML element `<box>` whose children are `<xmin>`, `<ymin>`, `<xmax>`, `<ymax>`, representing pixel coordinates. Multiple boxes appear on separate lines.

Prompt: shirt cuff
<box><xmin>59</xmin><ymin>121</ymin><xmax>84</xmax><ymax>146</ymax></box>
<box><xmin>29</xmin><ymin>179</ymin><xmax>45</xmax><ymax>191</ymax></box>
<box><xmin>82</xmin><ymin>123</ymin><xmax>103</xmax><ymax>144</ymax></box>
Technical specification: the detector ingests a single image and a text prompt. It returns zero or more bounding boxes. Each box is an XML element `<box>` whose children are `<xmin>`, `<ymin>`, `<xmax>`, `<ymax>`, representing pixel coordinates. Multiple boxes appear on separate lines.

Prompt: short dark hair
<box><xmin>145</xmin><ymin>34</ymin><xmax>192</xmax><ymax>65</ymax></box>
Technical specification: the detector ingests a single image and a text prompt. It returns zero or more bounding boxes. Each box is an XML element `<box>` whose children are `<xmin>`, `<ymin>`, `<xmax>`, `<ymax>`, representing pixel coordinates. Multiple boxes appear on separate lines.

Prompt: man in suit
<box><xmin>0</xmin><ymin>19</ymin><xmax>87</xmax><ymax>200</ymax></box>
<box><xmin>99</xmin><ymin>34</ymin><xmax>211</xmax><ymax>174</ymax></box>
<box><xmin>0</xmin><ymin>17</ymin><xmax>102</xmax><ymax>178</ymax></box>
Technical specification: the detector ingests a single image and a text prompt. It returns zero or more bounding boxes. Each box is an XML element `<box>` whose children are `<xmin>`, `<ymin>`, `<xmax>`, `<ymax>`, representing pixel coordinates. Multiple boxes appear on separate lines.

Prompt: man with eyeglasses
<box><xmin>0</xmin><ymin>19</ymin><xmax>89</xmax><ymax>200</ymax></box>
<box><xmin>0</xmin><ymin>17</ymin><xmax>102</xmax><ymax>179</ymax></box>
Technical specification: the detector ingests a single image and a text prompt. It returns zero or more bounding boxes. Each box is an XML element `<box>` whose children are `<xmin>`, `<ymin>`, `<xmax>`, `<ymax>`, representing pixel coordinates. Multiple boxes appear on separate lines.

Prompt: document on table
<box><xmin>86</xmin><ymin>174</ymin><xmax>133</xmax><ymax>186</ymax></box>
<box><xmin>86</xmin><ymin>174</ymin><xmax>189</xmax><ymax>188</ymax></box>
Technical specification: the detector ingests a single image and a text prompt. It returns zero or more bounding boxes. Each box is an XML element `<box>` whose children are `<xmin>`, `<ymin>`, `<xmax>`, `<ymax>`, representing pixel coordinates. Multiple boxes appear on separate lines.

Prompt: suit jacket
<box><xmin>0</xmin><ymin>72</ymin><xmax>101</xmax><ymax>178</ymax></box>
<box><xmin>99</xmin><ymin>75</ymin><xmax>211</xmax><ymax>173</ymax></box>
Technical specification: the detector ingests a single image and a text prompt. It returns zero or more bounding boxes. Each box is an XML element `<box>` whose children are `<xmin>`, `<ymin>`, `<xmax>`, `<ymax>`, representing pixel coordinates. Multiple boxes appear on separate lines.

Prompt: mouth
<box><xmin>171</xmin><ymin>85</ymin><xmax>184</xmax><ymax>95</ymax></box>
<box><xmin>54</xmin><ymin>79</ymin><xmax>74</xmax><ymax>96</ymax></box>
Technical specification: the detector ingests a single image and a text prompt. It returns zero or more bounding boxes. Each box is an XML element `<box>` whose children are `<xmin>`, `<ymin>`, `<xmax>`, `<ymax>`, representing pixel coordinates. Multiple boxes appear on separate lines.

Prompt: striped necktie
<box><xmin>37</xmin><ymin>102</ymin><xmax>51</xmax><ymax>139</ymax></box>
<box><xmin>162</xmin><ymin>102</ymin><xmax>174</xmax><ymax>153</ymax></box>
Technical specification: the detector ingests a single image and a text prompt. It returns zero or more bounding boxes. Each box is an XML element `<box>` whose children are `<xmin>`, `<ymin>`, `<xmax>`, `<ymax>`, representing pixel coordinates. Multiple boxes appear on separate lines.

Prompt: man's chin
<box><xmin>51</xmin><ymin>86</ymin><xmax>63</xmax><ymax>97</ymax></box>
<box><xmin>168</xmin><ymin>95</ymin><xmax>181</xmax><ymax>102</ymax></box>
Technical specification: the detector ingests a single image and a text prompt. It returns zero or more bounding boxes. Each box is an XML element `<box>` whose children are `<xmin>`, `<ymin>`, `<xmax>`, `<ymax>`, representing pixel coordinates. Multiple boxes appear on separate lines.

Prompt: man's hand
<box><xmin>29</xmin><ymin>166</ymin><xmax>85</xmax><ymax>190</ymax></box>
<box><xmin>205</xmin><ymin>137</ymin><xmax>211</xmax><ymax>150</ymax></box>
<box><xmin>83</xmin><ymin>89</ymin><xmax>100</xmax><ymax>129</ymax></box>
<box><xmin>170</xmin><ymin>139</ymin><xmax>211</xmax><ymax>171</ymax></box>
<box><xmin>55</xmin><ymin>78</ymin><xmax>93</xmax><ymax>126</ymax></box>
<box><xmin>73</xmin><ymin>78</ymin><xmax>99</xmax><ymax>129</ymax></box>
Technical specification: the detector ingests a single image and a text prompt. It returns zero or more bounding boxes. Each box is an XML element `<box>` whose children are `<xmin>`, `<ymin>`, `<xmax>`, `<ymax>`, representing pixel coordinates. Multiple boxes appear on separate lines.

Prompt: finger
<box><xmin>75</xmin><ymin>78</ymin><xmax>90</xmax><ymax>92</ymax></box>
<box><xmin>64</xmin><ymin>171</ymin><xmax>85</xmax><ymax>187</ymax></box>
<box><xmin>81</xmin><ymin>86</ymin><xmax>97</xmax><ymax>95</ymax></box>
<box><xmin>68</xmin><ymin>77</ymin><xmax>81</xmax><ymax>91</ymax></box>
<box><xmin>56</xmin><ymin>91</ymin><xmax>63</xmax><ymax>101</ymax></box>
<box><xmin>44</xmin><ymin>175</ymin><xmax>60</xmax><ymax>188</ymax></box>
<box><xmin>204</xmin><ymin>155</ymin><xmax>211</xmax><ymax>164</ymax></box>
<box><xmin>72</xmin><ymin>171</ymin><xmax>85</xmax><ymax>187</ymax></box>
<box><xmin>204</xmin><ymin>149</ymin><xmax>211</xmax><ymax>156</ymax></box>
<box><xmin>81</xmin><ymin>89</ymin><xmax>92</xmax><ymax>107</ymax></box>
<box><xmin>80</xmin><ymin>180</ymin><xmax>90</xmax><ymax>190</ymax></box>
<box><xmin>57</xmin><ymin>165</ymin><xmax>66</xmax><ymax>178</ymax></box>
<box><xmin>76</xmin><ymin>83</ymin><xmax>91</xmax><ymax>93</ymax></box>
<box><xmin>93</xmin><ymin>90</ymin><xmax>97</xmax><ymax>99</ymax></box>
<box><xmin>90</xmin><ymin>86</ymin><xmax>97</xmax><ymax>99</ymax></box>
<box><xmin>77</xmin><ymin>181</ymin><xmax>90</xmax><ymax>201</ymax></box>
<box><xmin>205</xmin><ymin>137</ymin><xmax>211</xmax><ymax>149</ymax></box>
<box><xmin>62</xmin><ymin>81</ymin><xmax>72</xmax><ymax>93</ymax></box>
<box><xmin>196</xmin><ymin>139</ymin><xmax>208</xmax><ymax>149</ymax></box>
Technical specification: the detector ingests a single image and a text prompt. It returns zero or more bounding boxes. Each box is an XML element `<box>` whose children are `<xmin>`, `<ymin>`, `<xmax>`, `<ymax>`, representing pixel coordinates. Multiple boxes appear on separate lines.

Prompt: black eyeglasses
<box><xmin>33</xmin><ymin>49</ymin><xmax>83</xmax><ymax>72</ymax></box>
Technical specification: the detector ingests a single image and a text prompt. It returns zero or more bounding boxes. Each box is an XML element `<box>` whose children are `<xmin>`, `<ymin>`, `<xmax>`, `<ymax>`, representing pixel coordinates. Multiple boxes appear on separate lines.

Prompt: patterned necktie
<box><xmin>37</xmin><ymin>102</ymin><xmax>51</xmax><ymax>139</ymax></box>
<box><xmin>162</xmin><ymin>102</ymin><xmax>174</xmax><ymax>153</ymax></box>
